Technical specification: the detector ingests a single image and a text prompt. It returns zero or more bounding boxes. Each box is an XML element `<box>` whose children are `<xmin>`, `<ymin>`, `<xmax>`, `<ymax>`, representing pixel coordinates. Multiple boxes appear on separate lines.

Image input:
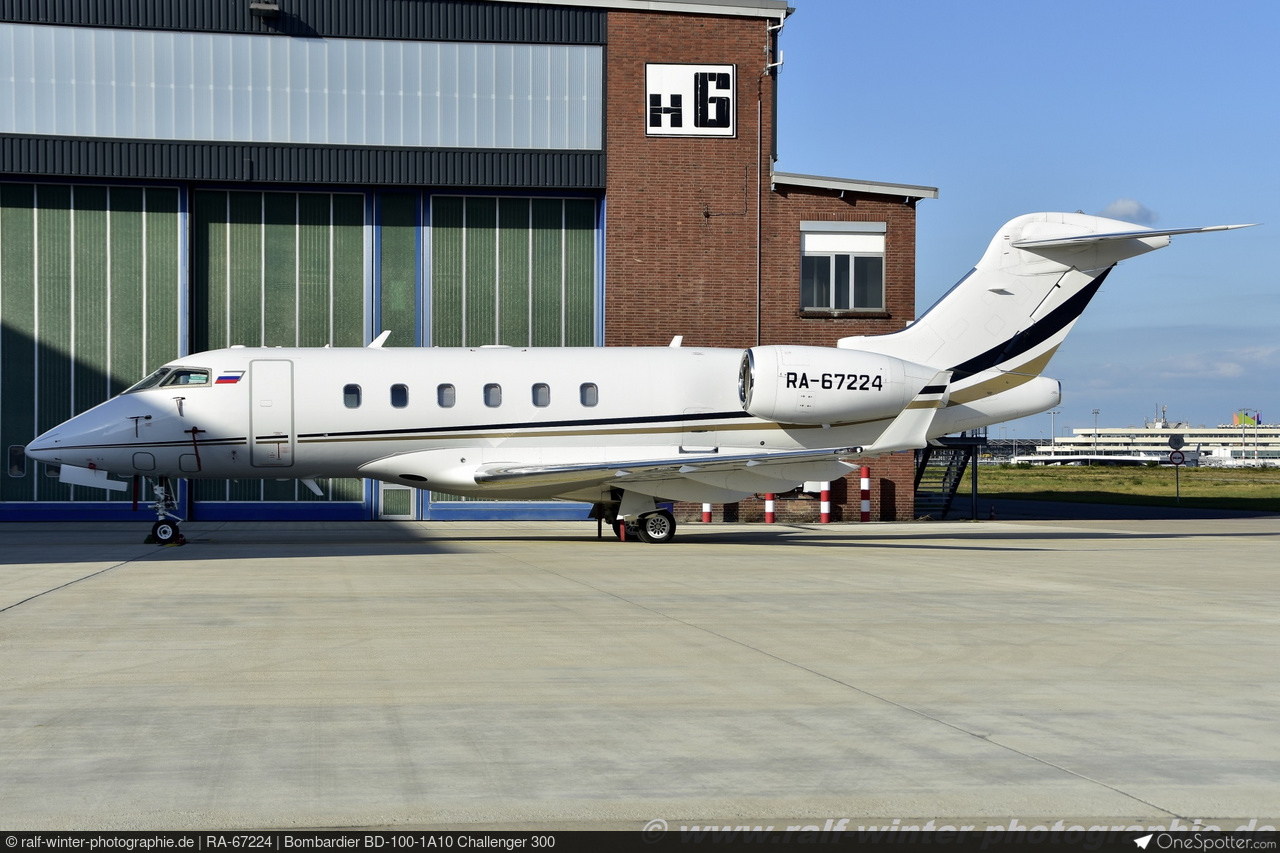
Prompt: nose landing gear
<box><xmin>147</xmin><ymin>479</ymin><xmax>185</xmax><ymax>545</ymax></box>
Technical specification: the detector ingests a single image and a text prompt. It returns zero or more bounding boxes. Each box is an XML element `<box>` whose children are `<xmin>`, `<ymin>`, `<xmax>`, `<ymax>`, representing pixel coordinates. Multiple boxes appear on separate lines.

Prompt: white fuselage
<box><xmin>30</xmin><ymin>345</ymin><xmax>922</xmax><ymax>504</ymax></box>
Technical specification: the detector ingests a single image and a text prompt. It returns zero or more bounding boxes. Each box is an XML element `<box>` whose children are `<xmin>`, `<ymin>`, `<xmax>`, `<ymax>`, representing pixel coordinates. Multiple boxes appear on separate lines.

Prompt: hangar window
<box><xmin>580</xmin><ymin>383</ymin><xmax>599</xmax><ymax>407</ymax></box>
<box><xmin>437</xmin><ymin>384</ymin><xmax>456</xmax><ymax>408</ymax></box>
<box><xmin>800</xmin><ymin>222</ymin><xmax>886</xmax><ymax>313</ymax></box>
<box><xmin>391</xmin><ymin>384</ymin><xmax>409</xmax><ymax>408</ymax></box>
<box><xmin>343</xmin><ymin>384</ymin><xmax>362</xmax><ymax>408</ymax></box>
<box><xmin>532</xmin><ymin>383</ymin><xmax>551</xmax><ymax>407</ymax></box>
<box><xmin>484</xmin><ymin>384</ymin><xmax>502</xmax><ymax>408</ymax></box>
<box><xmin>8</xmin><ymin>446</ymin><xmax>26</xmax><ymax>478</ymax></box>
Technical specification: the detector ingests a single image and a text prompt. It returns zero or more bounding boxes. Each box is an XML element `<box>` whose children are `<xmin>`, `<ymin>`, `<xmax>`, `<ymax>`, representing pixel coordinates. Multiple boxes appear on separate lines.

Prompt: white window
<box><xmin>800</xmin><ymin>222</ymin><xmax>886</xmax><ymax>312</ymax></box>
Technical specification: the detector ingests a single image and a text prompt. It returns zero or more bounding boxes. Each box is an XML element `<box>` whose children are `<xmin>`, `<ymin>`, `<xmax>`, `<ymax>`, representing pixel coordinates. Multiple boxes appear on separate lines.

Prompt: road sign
<box><xmin>1169</xmin><ymin>450</ymin><xmax>1185</xmax><ymax>466</ymax></box>
<box><xmin>1169</xmin><ymin>434</ymin><xmax>1185</xmax><ymax>450</ymax></box>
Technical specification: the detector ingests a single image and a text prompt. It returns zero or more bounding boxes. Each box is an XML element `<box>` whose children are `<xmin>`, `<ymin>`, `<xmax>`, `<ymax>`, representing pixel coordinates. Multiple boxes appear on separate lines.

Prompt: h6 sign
<box><xmin>645</xmin><ymin>64</ymin><xmax>736</xmax><ymax>138</ymax></box>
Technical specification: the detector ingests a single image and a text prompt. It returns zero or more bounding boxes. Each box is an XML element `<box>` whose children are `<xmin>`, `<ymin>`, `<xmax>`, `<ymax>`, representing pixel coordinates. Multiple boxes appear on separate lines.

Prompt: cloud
<box><xmin>1145</xmin><ymin>344</ymin><xmax>1280</xmax><ymax>380</ymax></box>
<box><xmin>1098</xmin><ymin>198</ymin><xmax>1159</xmax><ymax>226</ymax></box>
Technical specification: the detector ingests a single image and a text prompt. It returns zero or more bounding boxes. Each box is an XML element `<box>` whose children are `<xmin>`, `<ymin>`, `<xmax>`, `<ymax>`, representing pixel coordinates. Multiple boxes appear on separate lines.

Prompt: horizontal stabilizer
<box><xmin>1012</xmin><ymin>223</ymin><xmax>1256</xmax><ymax>250</ymax></box>
<box><xmin>864</xmin><ymin>371</ymin><xmax>951</xmax><ymax>455</ymax></box>
<box><xmin>58</xmin><ymin>464</ymin><xmax>129</xmax><ymax>492</ymax></box>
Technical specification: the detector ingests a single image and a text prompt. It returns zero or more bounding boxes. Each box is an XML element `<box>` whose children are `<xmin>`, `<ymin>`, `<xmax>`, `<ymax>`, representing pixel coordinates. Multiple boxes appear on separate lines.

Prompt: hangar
<box><xmin>0</xmin><ymin>0</ymin><xmax>936</xmax><ymax>524</ymax></box>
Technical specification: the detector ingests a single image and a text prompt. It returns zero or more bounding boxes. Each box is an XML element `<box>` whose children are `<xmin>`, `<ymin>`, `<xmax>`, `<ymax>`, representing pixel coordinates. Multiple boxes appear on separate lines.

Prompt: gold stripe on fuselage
<box><xmin>945</xmin><ymin>346</ymin><xmax>1059</xmax><ymax>406</ymax></box>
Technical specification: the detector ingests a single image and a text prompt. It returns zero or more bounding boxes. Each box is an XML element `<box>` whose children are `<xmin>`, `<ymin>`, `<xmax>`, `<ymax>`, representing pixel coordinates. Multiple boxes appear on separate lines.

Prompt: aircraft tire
<box><xmin>636</xmin><ymin>510</ymin><xmax>676</xmax><ymax>544</ymax></box>
<box><xmin>152</xmin><ymin>520</ymin><xmax>180</xmax><ymax>545</ymax></box>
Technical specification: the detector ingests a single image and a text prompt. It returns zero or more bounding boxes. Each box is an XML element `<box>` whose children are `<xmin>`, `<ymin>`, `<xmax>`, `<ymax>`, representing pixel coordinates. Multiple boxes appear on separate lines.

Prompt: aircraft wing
<box><xmin>473</xmin><ymin>444</ymin><xmax>864</xmax><ymax>491</ymax></box>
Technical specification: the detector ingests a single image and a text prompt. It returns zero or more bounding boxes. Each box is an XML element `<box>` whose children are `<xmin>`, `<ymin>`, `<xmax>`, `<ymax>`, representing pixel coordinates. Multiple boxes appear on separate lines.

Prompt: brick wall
<box><xmin>606</xmin><ymin>10</ymin><xmax>919</xmax><ymax>520</ymax></box>
<box><xmin>671</xmin><ymin>452</ymin><xmax>915</xmax><ymax>524</ymax></box>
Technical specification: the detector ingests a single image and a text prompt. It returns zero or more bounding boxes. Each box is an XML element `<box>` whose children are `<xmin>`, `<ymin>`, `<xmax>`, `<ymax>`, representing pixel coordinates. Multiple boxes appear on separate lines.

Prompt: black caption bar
<box><xmin>2</xmin><ymin>832</ymin><xmax>1277</xmax><ymax>853</ymax></box>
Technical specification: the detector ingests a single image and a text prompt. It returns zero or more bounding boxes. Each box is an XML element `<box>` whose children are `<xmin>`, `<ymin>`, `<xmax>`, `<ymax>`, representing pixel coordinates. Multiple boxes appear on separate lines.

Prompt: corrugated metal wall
<box><xmin>0</xmin><ymin>136</ymin><xmax>607</xmax><ymax>189</ymax></box>
<box><xmin>0</xmin><ymin>182</ymin><xmax>180</xmax><ymax>502</ymax></box>
<box><xmin>2</xmin><ymin>25</ymin><xmax>603</xmax><ymax>151</ymax></box>
<box><xmin>430</xmin><ymin>196</ymin><xmax>596</xmax><ymax>348</ymax></box>
<box><xmin>0</xmin><ymin>0</ymin><xmax>606</xmax><ymax>44</ymax></box>
<box><xmin>190</xmin><ymin>188</ymin><xmax>366</xmax><ymax>504</ymax></box>
<box><xmin>427</xmin><ymin>195</ymin><xmax>597</xmax><ymax>506</ymax></box>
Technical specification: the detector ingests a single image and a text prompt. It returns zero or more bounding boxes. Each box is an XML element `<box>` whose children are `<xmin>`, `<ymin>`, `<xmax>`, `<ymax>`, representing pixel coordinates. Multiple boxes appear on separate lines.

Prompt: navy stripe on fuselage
<box><xmin>947</xmin><ymin>265</ymin><xmax>1112</xmax><ymax>380</ymax></box>
<box><xmin>33</xmin><ymin>437</ymin><xmax>247</xmax><ymax>453</ymax></box>
<box><xmin>297</xmin><ymin>409</ymin><xmax>755</xmax><ymax>442</ymax></box>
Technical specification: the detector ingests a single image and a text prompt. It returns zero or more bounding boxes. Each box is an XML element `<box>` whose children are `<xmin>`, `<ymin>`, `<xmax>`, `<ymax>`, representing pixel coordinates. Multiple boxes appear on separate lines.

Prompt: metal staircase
<box><xmin>914</xmin><ymin>431</ymin><xmax>987</xmax><ymax>520</ymax></box>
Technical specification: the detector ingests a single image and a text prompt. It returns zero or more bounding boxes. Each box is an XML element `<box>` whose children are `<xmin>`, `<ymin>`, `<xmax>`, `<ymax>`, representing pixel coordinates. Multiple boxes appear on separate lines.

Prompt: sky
<box><xmin>774</xmin><ymin>0</ymin><xmax>1279</xmax><ymax>440</ymax></box>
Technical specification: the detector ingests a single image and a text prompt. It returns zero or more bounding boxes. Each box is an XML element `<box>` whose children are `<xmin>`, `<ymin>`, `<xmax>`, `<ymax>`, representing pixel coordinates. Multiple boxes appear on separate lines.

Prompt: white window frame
<box><xmin>800</xmin><ymin>222</ymin><xmax>886</xmax><ymax>312</ymax></box>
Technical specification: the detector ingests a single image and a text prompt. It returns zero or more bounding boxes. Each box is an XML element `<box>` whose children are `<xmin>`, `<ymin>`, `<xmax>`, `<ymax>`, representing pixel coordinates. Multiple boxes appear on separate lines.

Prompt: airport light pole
<box><xmin>1049</xmin><ymin>409</ymin><xmax>1060</xmax><ymax>459</ymax></box>
<box><xmin>1092</xmin><ymin>409</ymin><xmax>1100</xmax><ymax>463</ymax></box>
<box><xmin>1240</xmin><ymin>406</ymin><xmax>1258</xmax><ymax>461</ymax></box>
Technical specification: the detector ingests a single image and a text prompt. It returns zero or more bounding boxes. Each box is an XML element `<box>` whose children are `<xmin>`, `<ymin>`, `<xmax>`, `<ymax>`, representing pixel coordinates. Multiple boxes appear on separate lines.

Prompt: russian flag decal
<box><xmin>216</xmin><ymin>371</ymin><xmax>245</xmax><ymax>385</ymax></box>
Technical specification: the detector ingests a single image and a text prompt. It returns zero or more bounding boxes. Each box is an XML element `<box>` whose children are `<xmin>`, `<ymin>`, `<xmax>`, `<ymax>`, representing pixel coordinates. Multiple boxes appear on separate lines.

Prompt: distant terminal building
<box><xmin>0</xmin><ymin>0</ymin><xmax>936</xmax><ymax>524</ymax></box>
<box><xmin>1015</xmin><ymin>409</ymin><xmax>1279</xmax><ymax>467</ymax></box>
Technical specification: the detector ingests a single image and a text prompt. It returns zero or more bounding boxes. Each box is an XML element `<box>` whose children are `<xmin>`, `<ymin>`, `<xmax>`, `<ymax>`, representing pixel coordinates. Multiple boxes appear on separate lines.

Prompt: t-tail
<box><xmin>838</xmin><ymin>212</ymin><xmax>1255</xmax><ymax>437</ymax></box>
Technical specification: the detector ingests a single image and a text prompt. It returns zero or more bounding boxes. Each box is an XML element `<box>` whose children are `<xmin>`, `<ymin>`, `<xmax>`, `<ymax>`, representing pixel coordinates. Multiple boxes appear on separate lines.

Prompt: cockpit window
<box><xmin>123</xmin><ymin>367</ymin><xmax>172</xmax><ymax>393</ymax></box>
<box><xmin>123</xmin><ymin>367</ymin><xmax>211</xmax><ymax>393</ymax></box>
<box><xmin>160</xmin><ymin>369</ymin><xmax>211</xmax><ymax>387</ymax></box>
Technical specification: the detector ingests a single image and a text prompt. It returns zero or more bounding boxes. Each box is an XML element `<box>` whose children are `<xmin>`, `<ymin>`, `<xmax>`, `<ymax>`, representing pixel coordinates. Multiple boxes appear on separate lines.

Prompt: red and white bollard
<box><xmin>860</xmin><ymin>466</ymin><xmax>871</xmax><ymax>522</ymax></box>
<box><xmin>702</xmin><ymin>502</ymin><xmax>712</xmax><ymax>523</ymax></box>
<box><xmin>764</xmin><ymin>493</ymin><xmax>776</xmax><ymax>523</ymax></box>
<box><xmin>820</xmin><ymin>482</ymin><xmax>831</xmax><ymax>523</ymax></box>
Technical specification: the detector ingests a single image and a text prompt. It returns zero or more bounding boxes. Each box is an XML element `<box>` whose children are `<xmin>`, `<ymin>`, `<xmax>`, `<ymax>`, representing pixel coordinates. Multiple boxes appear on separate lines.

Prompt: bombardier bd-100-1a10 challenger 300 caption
<box><xmin>25</xmin><ymin>213</ymin><xmax>1254</xmax><ymax>544</ymax></box>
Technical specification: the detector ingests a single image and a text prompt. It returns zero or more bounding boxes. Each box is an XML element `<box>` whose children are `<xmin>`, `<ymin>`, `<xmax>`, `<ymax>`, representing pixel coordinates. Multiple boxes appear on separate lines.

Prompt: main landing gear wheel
<box><xmin>152</xmin><ymin>520</ymin><xmax>182</xmax><ymax>545</ymax></box>
<box><xmin>636</xmin><ymin>510</ymin><xmax>676</xmax><ymax>544</ymax></box>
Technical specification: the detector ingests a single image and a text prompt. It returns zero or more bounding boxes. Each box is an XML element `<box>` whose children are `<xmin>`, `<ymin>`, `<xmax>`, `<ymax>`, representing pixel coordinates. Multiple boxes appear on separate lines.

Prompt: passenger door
<box><xmin>249</xmin><ymin>360</ymin><xmax>294</xmax><ymax>468</ymax></box>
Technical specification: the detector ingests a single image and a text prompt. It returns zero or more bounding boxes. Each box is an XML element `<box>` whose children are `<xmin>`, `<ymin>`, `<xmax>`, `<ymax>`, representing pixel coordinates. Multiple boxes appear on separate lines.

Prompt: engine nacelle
<box><xmin>739</xmin><ymin>346</ymin><xmax>942</xmax><ymax>425</ymax></box>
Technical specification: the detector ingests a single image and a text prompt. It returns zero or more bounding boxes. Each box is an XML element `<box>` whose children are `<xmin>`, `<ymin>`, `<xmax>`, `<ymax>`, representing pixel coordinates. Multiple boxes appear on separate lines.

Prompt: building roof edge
<box><xmin>494</xmin><ymin>0</ymin><xmax>793</xmax><ymax>20</ymax></box>
<box><xmin>772</xmin><ymin>169</ymin><xmax>939</xmax><ymax>200</ymax></box>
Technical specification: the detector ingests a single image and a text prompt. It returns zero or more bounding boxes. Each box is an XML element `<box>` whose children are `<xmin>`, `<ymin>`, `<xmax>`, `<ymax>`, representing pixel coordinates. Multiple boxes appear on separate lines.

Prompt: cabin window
<box><xmin>484</xmin><ymin>384</ymin><xmax>502</xmax><ymax>408</ymax></box>
<box><xmin>437</xmin><ymin>384</ymin><xmax>456</xmax><ymax>408</ymax></box>
<box><xmin>343</xmin><ymin>384</ymin><xmax>362</xmax><ymax>408</ymax></box>
<box><xmin>532</xmin><ymin>383</ymin><xmax>551</xmax><ymax>407</ymax></box>
<box><xmin>580</xmin><ymin>383</ymin><xmax>598</xmax><ymax>407</ymax></box>
<box><xmin>800</xmin><ymin>222</ymin><xmax>886</xmax><ymax>313</ymax></box>
<box><xmin>7</xmin><ymin>445</ymin><xmax>26</xmax><ymax>477</ymax></box>
<box><xmin>391</xmin><ymin>384</ymin><xmax>409</xmax><ymax>408</ymax></box>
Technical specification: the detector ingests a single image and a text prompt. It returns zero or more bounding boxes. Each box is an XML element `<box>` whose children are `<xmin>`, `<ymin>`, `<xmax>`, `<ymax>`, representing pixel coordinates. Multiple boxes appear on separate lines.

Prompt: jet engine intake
<box><xmin>739</xmin><ymin>346</ymin><xmax>943</xmax><ymax>425</ymax></box>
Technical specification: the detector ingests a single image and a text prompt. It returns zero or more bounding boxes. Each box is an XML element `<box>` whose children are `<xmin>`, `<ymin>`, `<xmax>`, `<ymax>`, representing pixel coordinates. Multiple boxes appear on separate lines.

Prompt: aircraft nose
<box><xmin>25</xmin><ymin>429</ymin><xmax>64</xmax><ymax>463</ymax></box>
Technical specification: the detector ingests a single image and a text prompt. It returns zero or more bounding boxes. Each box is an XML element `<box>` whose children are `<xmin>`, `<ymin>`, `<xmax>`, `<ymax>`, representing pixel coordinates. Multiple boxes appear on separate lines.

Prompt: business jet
<box><xmin>25</xmin><ymin>212</ymin><xmax>1252</xmax><ymax>544</ymax></box>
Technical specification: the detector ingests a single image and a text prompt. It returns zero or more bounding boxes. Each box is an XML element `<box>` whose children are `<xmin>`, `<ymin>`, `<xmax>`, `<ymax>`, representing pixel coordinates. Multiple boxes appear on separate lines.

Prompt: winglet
<box><xmin>865</xmin><ymin>371</ymin><xmax>951</xmax><ymax>455</ymax></box>
<box><xmin>368</xmin><ymin>330</ymin><xmax>391</xmax><ymax>348</ymax></box>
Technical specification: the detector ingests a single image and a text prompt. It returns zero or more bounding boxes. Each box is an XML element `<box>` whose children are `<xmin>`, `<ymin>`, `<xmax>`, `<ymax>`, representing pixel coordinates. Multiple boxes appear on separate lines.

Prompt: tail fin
<box><xmin>839</xmin><ymin>213</ymin><xmax>1254</xmax><ymax>387</ymax></box>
